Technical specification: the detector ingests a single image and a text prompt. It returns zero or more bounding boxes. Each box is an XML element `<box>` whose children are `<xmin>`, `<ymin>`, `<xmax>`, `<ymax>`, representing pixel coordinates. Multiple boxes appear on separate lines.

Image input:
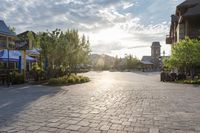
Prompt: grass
<box><xmin>48</xmin><ymin>74</ymin><xmax>90</xmax><ymax>86</ymax></box>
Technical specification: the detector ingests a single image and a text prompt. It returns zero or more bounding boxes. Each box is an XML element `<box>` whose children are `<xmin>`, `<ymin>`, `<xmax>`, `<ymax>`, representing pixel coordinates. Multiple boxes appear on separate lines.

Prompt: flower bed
<box><xmin>48</xmin><ymin>74</ymin><xmax>90</xmax><ymax>86</ymax></box>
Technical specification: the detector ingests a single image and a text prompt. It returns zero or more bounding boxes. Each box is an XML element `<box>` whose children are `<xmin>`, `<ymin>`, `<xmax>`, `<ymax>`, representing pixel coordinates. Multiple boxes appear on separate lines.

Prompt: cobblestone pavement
<box><xmin>1</xmin><ymin>71</ymin><xmax>200</xmax><ymax>133</ymax></box>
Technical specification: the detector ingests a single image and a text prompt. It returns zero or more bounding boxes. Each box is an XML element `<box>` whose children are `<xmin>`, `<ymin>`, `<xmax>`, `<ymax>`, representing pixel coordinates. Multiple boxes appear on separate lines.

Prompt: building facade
<box><xmin>0</xmin><ymin>20</ymin><xmax>16</xmax><ymax>49</ymax></box>
<box><xmin>151</xmin><ymin>42</ymin><xmax>161</xmax><ymax>67</ymax></box>
<box><xmin>141</xmin><ymin>42</ymin><xmax>161</xmax><ymax>71</ymax></box>
<box><xmin>166</xmin><ymin>0</ymin><xmax>200</xmax><ymax>46</ymax></box>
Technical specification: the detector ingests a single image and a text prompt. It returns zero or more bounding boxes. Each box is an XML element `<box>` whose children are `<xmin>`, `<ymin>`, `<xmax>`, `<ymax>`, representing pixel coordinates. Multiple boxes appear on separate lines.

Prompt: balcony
<box><xmin>171</xmin><ymin>15</ymin><xmax>179</xmax><ymax>23</ymax></box>
<box><xmin>166</xmin><ymin>35</ymin><xmax>173</xmax><ymax>44</ymax></box>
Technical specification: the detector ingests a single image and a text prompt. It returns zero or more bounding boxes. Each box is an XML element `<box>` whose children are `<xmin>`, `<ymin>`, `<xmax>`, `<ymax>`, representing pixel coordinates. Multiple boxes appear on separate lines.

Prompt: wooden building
<box><xmin>166</xmin><ymin>0</ymin><xmax>200</xmax><ymax>45</ymax></box>
<box><xmin>0</xmin><ymin>20</ymin><xmax>16</xmax><ymax>49</ymax></box>
<box><xmin>141</xmin><ymin>42</ymin><xmax>161</xmax><ymax>71</ymax></box>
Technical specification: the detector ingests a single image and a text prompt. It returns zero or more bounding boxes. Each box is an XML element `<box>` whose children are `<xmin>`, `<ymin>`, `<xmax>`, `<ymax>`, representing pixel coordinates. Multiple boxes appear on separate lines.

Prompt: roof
<box><xmin>141</xmin><ymin>56</ymin><xmax>153</xmax><ymax>62</ymax></box>
<box><xmin>140</xmin><ymin>60</ymin><xmax>153</xmax><ymax>65</ymax></box>
<box><xmin>0</xmin><ymin>20</ymin><xmax>16</xmax><ymax>37</ymax></box>
<box><xmin>17</xmin><ymin>31</ymin><xmax>36</xmax><ymax>39</ymax></box>
<box><xmin>151</xmin><ymin>42</ymin><xmax>161</xmax><ymax>47</ymax></box>
<box><xmin>183</xmin><ymin>3</ymin><xmax>200</xmax><ymax>17</ymax></box>
<box><xmin>177</xmin><ymin>0</ymin><xmax>199</xmax><ymax>9</ymax></box>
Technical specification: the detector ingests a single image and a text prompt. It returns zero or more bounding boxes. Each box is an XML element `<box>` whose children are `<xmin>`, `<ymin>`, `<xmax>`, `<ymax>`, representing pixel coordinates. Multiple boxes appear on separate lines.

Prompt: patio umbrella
<box><xmin>0</xmin><ymin>49</ymin><xmax>37</xmax><ymax>62</ymax></box>
<box><xmin>26</xmin><ymin>48</ymin><xmax>40</xmax><ymax>56</ymax></box>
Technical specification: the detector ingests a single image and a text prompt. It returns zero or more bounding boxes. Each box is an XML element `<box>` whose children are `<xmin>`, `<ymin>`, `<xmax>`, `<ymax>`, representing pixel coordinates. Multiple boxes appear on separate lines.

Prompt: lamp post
<box><xmin>6</xmin><ymin>36</ymin><xmax>10</xmax><ymax>87</ymax></box>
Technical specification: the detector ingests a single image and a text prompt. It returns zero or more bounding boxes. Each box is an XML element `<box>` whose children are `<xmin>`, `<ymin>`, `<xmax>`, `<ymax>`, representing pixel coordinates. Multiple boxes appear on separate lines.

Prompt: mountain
<box><xmin>90</xmin><ymin>54</ymin><xmax>115</xmax><ymax>69</ymax></box>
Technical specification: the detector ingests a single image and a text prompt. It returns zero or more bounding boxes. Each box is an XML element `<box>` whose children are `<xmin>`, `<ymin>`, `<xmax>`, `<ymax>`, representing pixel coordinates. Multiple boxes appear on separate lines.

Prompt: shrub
<box><xmin>67</xmin><ymin>77</ymin><xmax>76</xmax><ymax>84</ymax></box>
<box><xmin>31</xmin><ymin>64</ymin><xmax>45</xmax><ymax>81</ymax></box>
<box><xmin>81</xmin><ymin>77</ymin><xmax>90</xmax><ymax>82</ymax></box>
<box><xmin>48</xmin><ymin>74</ymin><xmax>90</xmax><ymax>86</ymax></box>
<box><xmin>12</xmin><ymin>72</ymin><xmax>25</xmax><ymax>84</ymax></box>
<box><xmin>177</xmin><ymin>74</ymin><xmax>186</xmax><ymax>80</ymax></box>
<box><xmin>183</xmin><ymin>79</ymin><xmax>200</xmax><ymax>84</ymax></box>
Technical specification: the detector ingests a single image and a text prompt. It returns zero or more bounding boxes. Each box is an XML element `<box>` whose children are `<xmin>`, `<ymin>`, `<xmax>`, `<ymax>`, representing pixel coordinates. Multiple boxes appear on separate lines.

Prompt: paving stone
<box><xmin>16</xmin><ymin>131</ymin><xmax>26</xmax><ymax>133</ymax></box>
<box><xmin>47</xmin><ymin>122</ymin><xmax>60</xmax><ymax>127</ymax></box>
<box><xmin>100</xmin><ymin>125</ymin><xmax>110</xmax><ymax>131</ymax></box>
<box><xmin>122</xmin><ymin>121</ymin><xmax>131</xmax><ymax>126</ymax></box>
<box><xmin>0</xmin><ymin>127</ymin><xmax>15</xmax><ymax>132</ymax></box>
<box><xmin>77</xmin><ymin>121</ymin><xmax>90</xmax><ymax>126</ymax></box>
<box><xmin>46</xmin><ymin>127</ymin><xmax>58</xmax><ymax>132</ymax></box>
<box><xmin>110</xmin><ymin>124</ymin><xmax>124</xmax><ymax>130</ymax></box>
<box><xmin>89</xmin><ymin>123</ymin><xmax>99</xmax><ymax>128</ymax></box>
<box><xmin>124</xmin><ymin>126</ymin><xmax>134</xmax><ymax>132</ymax></box>
<box><xmin>1</xmin><ymin>72</ymin><xmax>200</xmax><ymax>133</ymax></box>
<box><xmin>87</xmin><ymin>128</ymin><xmax>101</xmax><ymax>133</ymax></box>
<box><xmin>78</xmin><ymin>126</ymin><xmax>90</xmax><ymax>133</ymax></box>
<box><xmin>134</xmin><ymin>127</ymin><xmax>149</xmax><ymax>133</ymax></box>
<box><xmin>150</xmin><ymin>128</ymin><xmax>159</xmax><ymax>133</ymax></box>
<box><xmin>26</xmin><ymin>126</ymin><xmax>41</xmax><ymax>131</ymax></box>
<box><xmin>117</xmin><ymin>131</ymin><xmax>128</xmax><ymax>133</ymax></box>
<box><xmin>107</xmin><ymin>129</ymin><xmax>118</xmax><ymax>133</ymax></box>
<box><xmin>66</xmin><ymin>125</ymin><xmax>81</xmax><ymax>131</ymax></box>
<box><xmin>66</xmin><ymin>120</ymin><xmax>79</xmax><ymax>125</ymax></box>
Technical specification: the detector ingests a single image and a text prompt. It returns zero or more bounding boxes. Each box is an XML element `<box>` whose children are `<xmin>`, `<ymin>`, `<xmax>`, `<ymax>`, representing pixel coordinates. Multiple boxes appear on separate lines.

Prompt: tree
<box><xmin>164</xmin><ymin>37</ymin><xmax>200</xmax><ymax>76</ymax></box>
<box><xmin>8</xmin><ymin>26</ymin><xmax>16</xmax><ymax>33</ymax></box>
<box><xmin>27</xmin><ymin>31</ymin><xmax>35</xmax><ymax>49</ymax></box>
<box><xmin>124</xmin><ymin>54</ymin><xmax>140</xmax><ymax>69</ymax></box>
<box><xmin>35</xmin><ymin>29</ymin><xmax>91</xmax><ymax>78</ymax></box>
<box><xmin>113</xmin><ymin>56</ymin><xmax>120</xmax><ymax>69</ymax></box>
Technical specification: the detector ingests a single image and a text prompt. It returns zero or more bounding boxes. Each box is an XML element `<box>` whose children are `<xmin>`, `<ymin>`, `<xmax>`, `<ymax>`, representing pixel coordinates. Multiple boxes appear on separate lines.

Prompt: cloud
<box><xmin>0</xmin><ymin>0</ymin><xmax>184</xmax><ymax>57</ymax></box>
<box><xmin>91</xmin><ymin>42</ymin><xmax>124</xmax><ymax>54</ymax></box>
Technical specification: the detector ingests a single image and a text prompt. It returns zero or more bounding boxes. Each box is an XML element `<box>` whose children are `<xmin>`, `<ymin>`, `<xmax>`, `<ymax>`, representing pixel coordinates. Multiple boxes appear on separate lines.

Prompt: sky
<box><xmin>0</xmin><ymin>0</ymin><xmax>184</xmax><ymax>59</ymax></box>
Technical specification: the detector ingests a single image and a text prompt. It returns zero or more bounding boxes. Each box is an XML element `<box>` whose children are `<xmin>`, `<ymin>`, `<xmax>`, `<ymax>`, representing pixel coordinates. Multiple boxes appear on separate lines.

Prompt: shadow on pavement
<box><xmin>0</xmin><ymin>85</ymin><xmax>62</xmax><ymax>127</ymax></box>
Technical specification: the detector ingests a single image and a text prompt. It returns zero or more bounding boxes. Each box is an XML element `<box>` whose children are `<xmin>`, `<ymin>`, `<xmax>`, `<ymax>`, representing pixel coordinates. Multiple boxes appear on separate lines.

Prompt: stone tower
<box><xmin>151</xmin><ymin>42</ymin><xmax>161</xmax><ymax>69</ymax></box>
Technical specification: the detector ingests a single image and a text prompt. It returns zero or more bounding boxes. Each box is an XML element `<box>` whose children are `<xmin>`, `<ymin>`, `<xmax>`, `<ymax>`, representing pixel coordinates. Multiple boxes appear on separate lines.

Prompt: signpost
<box><xmin>22</xmin><ymin>50</ymin><xmax>26</xmax><ymax>80</ymax></box>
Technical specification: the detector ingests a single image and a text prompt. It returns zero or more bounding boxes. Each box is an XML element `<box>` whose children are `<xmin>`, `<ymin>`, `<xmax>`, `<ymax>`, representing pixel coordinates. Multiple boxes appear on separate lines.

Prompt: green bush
<box><xmin>183</xmin><ymin>79</ymin><xmax>200</xmax><ymax>84</ymax></box>
<box><xmin>48</xmin><ymin>74</ymin><xmax>90</xmax><ymax>86</ymax></box>
<box><xmin>67</xmin><ymin>77</ymin><xmax>76</xmax><ymax>84</ymax></box>
<box><xmin>12</xmin><ymin>72</ymin><xmax>25</xmax><ymax>84</ymax></box>
<box><xmin>48</xmin><ymin>78</ymin><xmax>68</xmax><ymax>85</ymax></box>
<box><xmin>80</xmin><ymin>76</ymin><xmax>90</xmax><ymax>83</ymax></box>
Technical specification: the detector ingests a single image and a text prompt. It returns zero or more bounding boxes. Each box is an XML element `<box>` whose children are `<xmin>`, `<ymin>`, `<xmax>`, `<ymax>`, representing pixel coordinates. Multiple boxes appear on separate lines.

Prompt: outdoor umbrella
<box><xmin>26</xmin><ymin>48</ymin><xmax>40</xmax><ymax>56</ymax></box>
<box><xmin>0</xmin><ymin>49</ymin><xmax>37</xmax><ymax>62</ymax></box>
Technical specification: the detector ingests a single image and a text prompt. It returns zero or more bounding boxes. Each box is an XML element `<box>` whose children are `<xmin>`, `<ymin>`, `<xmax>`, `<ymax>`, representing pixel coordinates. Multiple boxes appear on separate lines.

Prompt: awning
<box><xmin>0</xmin><ymin>49</ymin><xmax>37</xmax><ymax>62</ymax></box>
<box><xmin>26</xmin><ymin>48</ymin><xmax>40</xmax><ymax>56</ymax></box>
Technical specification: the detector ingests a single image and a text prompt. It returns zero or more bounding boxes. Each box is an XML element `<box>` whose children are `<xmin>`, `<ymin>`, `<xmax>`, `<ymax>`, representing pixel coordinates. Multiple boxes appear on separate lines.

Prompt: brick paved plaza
<box><xmin>1</xmin><ymin>71</ymin><xmax>200</xmax><ymax>133</ymax></box>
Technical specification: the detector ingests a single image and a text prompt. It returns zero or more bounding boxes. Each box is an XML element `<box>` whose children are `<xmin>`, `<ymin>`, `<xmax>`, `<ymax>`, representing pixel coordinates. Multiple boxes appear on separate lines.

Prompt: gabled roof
<box><xmin>141</xmin><ymin>56</ymin><xmax>153</xmax><ymax>62</ymax></box>
<box><xmin>17</xmin><ymin>31</ymin><xmax>36</xmax><ymax>39</ymax></box>
<box><xmin>0</xmin><ymin>20</ymin><xmax>16</xmax><ymax>37</ymax></box>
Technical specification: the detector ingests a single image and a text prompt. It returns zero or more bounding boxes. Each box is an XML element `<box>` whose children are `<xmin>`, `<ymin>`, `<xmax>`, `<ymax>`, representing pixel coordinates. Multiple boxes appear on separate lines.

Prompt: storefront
<box><xmin>0</xmin><ymin>20</ymin><xmax>38</xmax><ymax>85</ymax></box>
